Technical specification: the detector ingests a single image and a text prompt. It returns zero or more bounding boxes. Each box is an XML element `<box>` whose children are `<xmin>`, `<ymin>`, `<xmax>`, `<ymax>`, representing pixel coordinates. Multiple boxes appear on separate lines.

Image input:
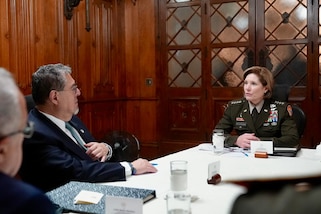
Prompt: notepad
<box><xmin>74</xmin><ymin>190</ymin><xmax>104</xmax><ymax>205</ymax></box>
<box><xmin>46</xmin><ymin>181</ymin><xmax>156</xmax><ymax>214</ymax></box>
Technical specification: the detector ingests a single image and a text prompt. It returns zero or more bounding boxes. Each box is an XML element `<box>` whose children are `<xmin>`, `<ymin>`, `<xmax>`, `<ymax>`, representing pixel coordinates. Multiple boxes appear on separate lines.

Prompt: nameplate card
<box><xmin>105</xmin><ymin>196</ymin><xmax>143</xmax><ymax>214</ymax></box>
<box><xmin>250</xmin><ymin>141</ymin><xmax>273</xmax><ymax>154</ymax></box>
<box><xmin>208</xmin><ymin>161</ymin><xmax>220</xmax><ymax>180</ymax></box>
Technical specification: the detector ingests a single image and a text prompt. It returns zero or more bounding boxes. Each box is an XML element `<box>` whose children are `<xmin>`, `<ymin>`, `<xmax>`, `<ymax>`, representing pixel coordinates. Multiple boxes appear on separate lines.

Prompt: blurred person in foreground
<box><xmin>19</xmin><ymin>63</ymin><xmax>157</xmax><ymax>191</ymax></box>
<box><xmin>0</xmin><ymin>67</ymin><xmax>56</xmax><ymax>213</ymax></box>
<box><xmin>215</xmin><ymin>66</ymin><xmax>299</xmax><ymax>149</ymax></box>
<box><xmin>231</xmin><ymin>182</ymin><xmax>321</xmax><ymax>214</ymax></box>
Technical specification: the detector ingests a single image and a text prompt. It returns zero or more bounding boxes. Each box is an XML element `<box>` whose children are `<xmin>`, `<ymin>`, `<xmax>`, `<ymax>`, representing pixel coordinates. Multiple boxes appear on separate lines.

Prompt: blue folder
<box><xmin>46</xmin><ymin>181</ymin><xmax>156</xmax><ymax>214</ymax></box>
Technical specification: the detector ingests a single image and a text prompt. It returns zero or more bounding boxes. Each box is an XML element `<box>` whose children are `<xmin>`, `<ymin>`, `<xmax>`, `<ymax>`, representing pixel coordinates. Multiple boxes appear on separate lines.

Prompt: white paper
<box><xmin>250</xmin><ymin>141</ymin><xmax>273</xmax><ymax>154</ymax></box>
<box><xmin>105</xmin><ymin>196</ymin><xmax>143</xmax><ymax>214</ymax></box>
<box><xmin>74</xmin><ymin>190</ymin><xmax>103</xmax><ymax>204</ymax></box>
<box><xmin>197</xmin><ymin>143</ymin><xmax>213</xmax><ymax>151</ymax></box>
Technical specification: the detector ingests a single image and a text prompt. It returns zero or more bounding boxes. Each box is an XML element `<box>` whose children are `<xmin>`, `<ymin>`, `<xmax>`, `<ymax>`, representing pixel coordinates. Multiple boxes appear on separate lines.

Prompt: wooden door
<box><xmin>210</xmin><ymin>0</ymin><xmax>313</xmax><ymax>146</ymax></box>
<box><xmin>158</xmin><ymin>0</ymin><xmax>320</xmax><ymax>155</ymax></box>
<box><xmin>158</xmin><ymin>0</ymin><xmax>205</xmax><ymax>155</ymax></box>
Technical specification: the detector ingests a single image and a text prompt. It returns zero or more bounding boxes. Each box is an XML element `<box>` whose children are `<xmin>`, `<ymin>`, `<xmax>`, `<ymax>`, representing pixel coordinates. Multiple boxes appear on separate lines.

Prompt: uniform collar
<box><xmin>248</xmin><ymin>100</ymin><xmax>264</xmax><ymax>114</ymax></box>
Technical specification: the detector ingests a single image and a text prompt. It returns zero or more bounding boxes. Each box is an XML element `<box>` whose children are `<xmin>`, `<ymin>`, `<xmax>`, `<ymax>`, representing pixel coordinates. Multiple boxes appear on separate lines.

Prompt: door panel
<box><xmin>159</xmin><ymin>0</ymin><xmax>319</xmax><ymax>155</ymax></box>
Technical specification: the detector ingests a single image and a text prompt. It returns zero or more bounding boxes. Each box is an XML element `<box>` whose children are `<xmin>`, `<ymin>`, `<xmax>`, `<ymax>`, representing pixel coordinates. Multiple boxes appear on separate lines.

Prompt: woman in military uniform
<box><xmin>215</xmin><ymin>66</ymin><xmax>299</xmax><ymax>148</ymax></box>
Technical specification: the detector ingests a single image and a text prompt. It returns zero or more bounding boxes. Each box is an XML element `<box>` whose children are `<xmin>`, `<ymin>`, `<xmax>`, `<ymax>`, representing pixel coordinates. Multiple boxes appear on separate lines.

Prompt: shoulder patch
<box><xmin>287</xmin><ymin>105</ymin><xmax>293</xmax><ymax>116</ymax></box>
<box><xmin>273</xmin><ymin>100</ymin><xmax>285</xmax><ymax>105</ymax></box>
<box><xmin>223</xmin><ymin>103</ymin><xmax>229</xmax><ymax>111</ymax></box>
<box><xmin>230</xmin><ymin>100</ymin><xmax>243</xmax><ymax>105</ymax></box>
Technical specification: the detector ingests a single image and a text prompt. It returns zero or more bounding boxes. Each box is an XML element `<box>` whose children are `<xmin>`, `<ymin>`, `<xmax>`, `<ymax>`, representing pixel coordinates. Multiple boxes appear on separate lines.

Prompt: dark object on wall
<box><xmin>102</xmin><ymin>131</ymin><xmax>140</xmax><ymax>162</ymax></box>
<box><xmin>64</xmin><ymin>0</ymin><xmax>81</xmax><ymax>20</ymax></box>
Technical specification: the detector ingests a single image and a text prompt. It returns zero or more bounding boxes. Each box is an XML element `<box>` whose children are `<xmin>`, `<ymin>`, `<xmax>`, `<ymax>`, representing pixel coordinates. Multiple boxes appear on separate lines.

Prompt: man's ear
<box><xmin>49</xmin><ymin>90</ymin><xmax>59</xmax><ymax>105</ymax></box>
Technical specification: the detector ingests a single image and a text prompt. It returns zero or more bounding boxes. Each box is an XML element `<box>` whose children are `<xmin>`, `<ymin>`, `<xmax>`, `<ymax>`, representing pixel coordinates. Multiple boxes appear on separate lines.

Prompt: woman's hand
<box><xmin>235</xmin><ymin>133</ymin><xmax>260</xmax><ymax>149</ymax></box>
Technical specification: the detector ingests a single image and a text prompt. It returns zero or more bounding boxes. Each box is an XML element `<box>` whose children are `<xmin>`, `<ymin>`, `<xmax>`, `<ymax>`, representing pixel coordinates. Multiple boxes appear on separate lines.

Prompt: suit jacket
<box><xmin>19</xmin><ymin>109</ymin><xmax>126</xmax><ymax>192</ymax></box>
<box><xmin>0</xmin><ymin>172</ymin><xmax>57</xmax><ymax>214</ymax></box>
<box><xmin>215</xmin><ymin>98</ymin><xmax>299</xmax><ymax>147</ymax></box>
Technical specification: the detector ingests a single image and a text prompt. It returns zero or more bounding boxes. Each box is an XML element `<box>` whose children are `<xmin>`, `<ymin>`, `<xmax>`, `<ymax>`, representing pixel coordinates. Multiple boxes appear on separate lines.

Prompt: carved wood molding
<box><xmin>93</xmin><ymin>0</ymin><xmax>113</xmax><ymax>9</ymax></box>
<box><xmin>94</xmin><ymin>0</ymin><xmax>136</xmax><ymax>6</ymax></box>
<box><xmin>170</xmin><ymin>99</ymin><xmax>200</xmax><ymax>131</ymax></box>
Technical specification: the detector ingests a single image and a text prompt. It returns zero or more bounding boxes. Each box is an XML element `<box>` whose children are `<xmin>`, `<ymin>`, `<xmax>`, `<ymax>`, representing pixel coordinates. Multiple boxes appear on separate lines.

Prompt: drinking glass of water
<box><xmin>170</xmin><ymin>160</ymin><xmax>188</xmax><ymax>192</ymax></box>
<box><xmin>166</xmin><ymin>191</ymin><xmax>191</xmax><ymax>214</ymax></box>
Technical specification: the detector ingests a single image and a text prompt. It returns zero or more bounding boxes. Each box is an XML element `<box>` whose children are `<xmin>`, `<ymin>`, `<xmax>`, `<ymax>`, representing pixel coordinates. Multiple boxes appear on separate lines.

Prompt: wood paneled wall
<box><xmin>0</xmin><ymin>0</ymin><xmax>159</xmax><ymax>159</ymax></box>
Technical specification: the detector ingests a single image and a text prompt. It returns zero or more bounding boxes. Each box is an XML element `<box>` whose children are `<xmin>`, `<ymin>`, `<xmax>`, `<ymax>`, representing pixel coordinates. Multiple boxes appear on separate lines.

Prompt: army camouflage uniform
<box><xmin>215</xmin><ymin>98</ymin><xmax>299</xmax><ymax>147</ymax></box>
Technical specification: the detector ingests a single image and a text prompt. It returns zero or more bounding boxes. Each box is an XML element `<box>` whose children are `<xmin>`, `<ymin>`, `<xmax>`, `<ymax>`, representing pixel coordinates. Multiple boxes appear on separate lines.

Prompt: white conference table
<box><xmin>103</xmin><ymin>144</ymin><xmax>321</xmax><ymax>214</ymax></box>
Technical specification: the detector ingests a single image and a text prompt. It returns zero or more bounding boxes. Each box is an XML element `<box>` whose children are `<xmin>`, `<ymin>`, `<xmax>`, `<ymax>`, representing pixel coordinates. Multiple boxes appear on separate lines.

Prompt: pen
<box><xmin>152</xmin><ymin>163</ymin><xmax>158</xmax><ymax>166</ymax></box>
<box><xmin>241</xmin><ymin>151</ymin><xmax>249</xmax><ymax>157</ymax></box>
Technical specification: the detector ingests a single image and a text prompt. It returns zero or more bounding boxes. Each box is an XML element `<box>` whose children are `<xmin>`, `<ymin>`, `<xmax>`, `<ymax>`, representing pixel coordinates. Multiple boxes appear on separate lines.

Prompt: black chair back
<box><xmin>291</xmin><ymin>104</ymin><xmax>306</xmax><ymax>137</ymax></box>
<box><xmin>271</xmin><ymin>85</ymin><xmax>306</xmax><ymax>138</ymax></box>
<box><xmin>101</xmin><ymin>131</ymin><xmax>140</xmax><ymax>162</ymax></box>
<box><xmin>25</xmin><ymin>94</ymin><xmax>35</xmax><ymax>112</ymax></box>
<box><xmin>272</xmin><ymin>84</ymin><xmax>290</xmax><ymax>102</ymax></box>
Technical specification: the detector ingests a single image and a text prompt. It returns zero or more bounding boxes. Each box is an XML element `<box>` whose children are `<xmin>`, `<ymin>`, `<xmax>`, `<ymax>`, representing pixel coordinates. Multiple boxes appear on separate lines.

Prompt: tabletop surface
<box><xmin>101</xmin><ymin>145</ymin><xmax>321</xmax><ymax>214</ymax></box>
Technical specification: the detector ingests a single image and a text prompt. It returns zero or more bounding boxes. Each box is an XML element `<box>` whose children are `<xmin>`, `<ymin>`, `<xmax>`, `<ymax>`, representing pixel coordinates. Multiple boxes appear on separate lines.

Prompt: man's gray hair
<box><xmin>0</xmin><ymin>68</ymin><xmax>21</xmax><ymax>137</ymax></box>
<box><xmin>32</xmin><ymin>63</ymin><xmax>72</xmax><ymax>105</ymax></box>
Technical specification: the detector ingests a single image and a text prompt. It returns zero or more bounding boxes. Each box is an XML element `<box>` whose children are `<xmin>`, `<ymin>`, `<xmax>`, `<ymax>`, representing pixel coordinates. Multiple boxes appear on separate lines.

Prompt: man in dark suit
<box><xmin>19</xmin><ymin>63</ymin><xmax>157</xmax><ymax>192</ymax></box>
<box><xmin>0</xmin><ymin>68</ymin><xmax>56</xmax><ymax>213</ymax></box>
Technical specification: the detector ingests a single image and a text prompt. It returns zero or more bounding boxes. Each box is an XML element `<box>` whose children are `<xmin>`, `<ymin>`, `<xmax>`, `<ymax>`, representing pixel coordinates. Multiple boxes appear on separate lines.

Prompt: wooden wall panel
<box><xmin>34</xmin><ymin>0</ymin><xmax>61</xmax><ymax>65</ymax></box>
<box><xmin>0</xmin><ymin>0</ymin><xmax>160</xmax><ymax>159</ymax></box>
<box><xmin>0</xmin><ymin>0</ymin><xmax>118</xmax><ymax>99</ymax></box>
<box><xmin>124</xmin><ymin>0</ymin><xmax>157</xmax><ymax>98</ymax></box>
<box><xmin>5</xmin><ymin>0</ymin><xmax>38</xmax><ymax>93</ymax></box>
<box><xmin>62</xmin><ymin>1</ymin><xmax>116</xmax><ymax>99</ymax></box>
<box><xmin>123</xmin><ymin>0</ymin><xmax>159</xmax><ymax>159</ymax></box>
<box><xmin>91</xmin><ymin>1</ymin><xmax>117</xmax><ymax>98</ymax></box>
<box><xmin>87</xmin><ymin>102</ymin><xmax>121</xmax><ymax>140</ymax></box>
<box><xmin>125</xmin><ymin>100</ymin><xmax>158</xmax><ymax>159</ymax></box>
<box><xmin>0</xmin><ymin>1</ymin><xmax>10</xmax><ymax>70</ymax></box>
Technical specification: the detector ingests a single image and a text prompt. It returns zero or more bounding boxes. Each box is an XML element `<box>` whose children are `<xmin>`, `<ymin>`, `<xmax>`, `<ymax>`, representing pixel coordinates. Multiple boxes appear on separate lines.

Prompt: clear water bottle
<box><xmin>212</xmin><ymin>129</ymin><xmax>224</xmax><ymax>154</ymax></box>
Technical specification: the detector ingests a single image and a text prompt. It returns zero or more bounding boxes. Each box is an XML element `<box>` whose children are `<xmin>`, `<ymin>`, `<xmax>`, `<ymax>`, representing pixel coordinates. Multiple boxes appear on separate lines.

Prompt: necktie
<box><xmin>65</xmin><ymin>122</ymin><xmax>87</xmax><ymax>150</ymax></box>
<box><xmin>252</xmin><ymin>107</ymin><xmax>258</xmax><ymax>123</ymax></box>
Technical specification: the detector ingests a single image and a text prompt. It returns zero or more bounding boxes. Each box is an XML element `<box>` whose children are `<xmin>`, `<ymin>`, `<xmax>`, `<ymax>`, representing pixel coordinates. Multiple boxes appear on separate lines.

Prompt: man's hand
<box><xmin>131</xmin><ymin>158</ymin><xmax>158</xmax><ymax>175</ymax></box>
<box><xmin>85</xmin><ymin>142</ymin><xmax>110</xmax><ymax>162</ymax></box>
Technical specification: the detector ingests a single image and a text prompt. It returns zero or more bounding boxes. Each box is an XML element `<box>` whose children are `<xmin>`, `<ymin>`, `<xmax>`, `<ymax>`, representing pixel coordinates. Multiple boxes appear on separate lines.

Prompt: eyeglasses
<box><xmin>57</xmin><ymin>85</ymin><xmax>79</xmax><ymax>94</ymax></box>
<box><xmin>0</xmin><ymin>121</ymin><xmax>34</xmax><ymax>141</ymax></box>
